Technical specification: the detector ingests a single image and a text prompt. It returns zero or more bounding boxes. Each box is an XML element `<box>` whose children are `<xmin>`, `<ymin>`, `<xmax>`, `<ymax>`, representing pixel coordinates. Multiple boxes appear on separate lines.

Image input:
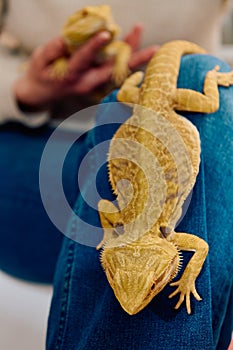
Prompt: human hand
<box><xmin>13</xmin><ymin>25</ymin><xmax>158</xmax><ymax>112</ymax></box>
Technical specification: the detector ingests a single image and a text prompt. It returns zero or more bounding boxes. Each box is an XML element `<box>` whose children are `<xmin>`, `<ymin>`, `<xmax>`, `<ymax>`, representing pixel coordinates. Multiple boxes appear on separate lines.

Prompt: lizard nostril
<box><xmin>151</xmin><ymin>284</ymin><xmax>155</xmax><ymax>291</ymax></box>
<box><xmin>81</xmin><ymin>10</ymin><xmax>88</xmax><ymax>17</ymax></box>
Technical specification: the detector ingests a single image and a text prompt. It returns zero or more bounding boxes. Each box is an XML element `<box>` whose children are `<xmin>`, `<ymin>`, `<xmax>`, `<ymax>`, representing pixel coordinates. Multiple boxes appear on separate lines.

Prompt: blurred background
<box><xmin>220</xmin><ymin>3</ymin><xmax>233</xmax><ymax>64</ymax></box>
<box><xmin>0</xmin><ymin>1</ymin><xmax>233</xmax><ymax>350</ymax></box>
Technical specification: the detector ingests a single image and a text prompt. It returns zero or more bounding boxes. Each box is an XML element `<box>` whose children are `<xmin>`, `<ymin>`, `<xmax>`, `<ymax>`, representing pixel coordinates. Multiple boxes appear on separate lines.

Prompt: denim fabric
<box><xmin>47</xmin><ymin>54</ymin><xmax>233</xmax><ymax>350</ymax></box>
<box><xmin>0</xmin><ymin>124</ymin><xmax>83</xmax><ymax>282</ymax></box>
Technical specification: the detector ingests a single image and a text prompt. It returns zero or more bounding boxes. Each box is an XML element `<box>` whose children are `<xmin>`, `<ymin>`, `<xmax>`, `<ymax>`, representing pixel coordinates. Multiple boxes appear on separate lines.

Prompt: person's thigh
<box><xmin>177</xmin><ymin>55</ymin><xmax>233</xmax><ymax>349</ymax></box>
<box><xmin>47</xmin><ymin>54</ymin><xmax>233</xmax><ymax>349</ymax></box>
<box><xmin>0</xmin><ymin>123</ymin><xmax>83</xmax><ymax>283</ymax></box>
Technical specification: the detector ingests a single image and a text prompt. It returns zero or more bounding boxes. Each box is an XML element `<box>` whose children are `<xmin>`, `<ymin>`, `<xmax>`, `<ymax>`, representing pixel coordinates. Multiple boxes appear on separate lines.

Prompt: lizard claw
<box><xmin>213</xmin><ymin>65</ymin><xmax>220</xmax><ymax>72</ymax></box>
<box><xmin>169</xmin><ymin>279</ymin><xmax>202</xmax><ymax>314</ymax></box>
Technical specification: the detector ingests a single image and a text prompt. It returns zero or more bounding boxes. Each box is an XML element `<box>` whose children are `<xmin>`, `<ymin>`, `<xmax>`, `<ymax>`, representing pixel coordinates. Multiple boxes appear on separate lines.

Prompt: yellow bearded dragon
<box><xmin>97</xmin><ymin>40</ymin><xmax>233</xmax><ymax>315</ymax></box>
<box><xmin>51</xmin><ymin>5</ymin><xmax>131</xmax><ymax>86</ymax></box>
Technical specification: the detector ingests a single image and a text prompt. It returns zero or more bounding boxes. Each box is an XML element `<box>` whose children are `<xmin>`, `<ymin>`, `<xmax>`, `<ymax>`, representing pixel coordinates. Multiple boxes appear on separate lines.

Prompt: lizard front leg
<box><xmin>168</xmin><ymin>231</ymin><xmax>209</xmax><ymax>314</ymax></box>
<box><xmin>51</xmin><ymin>57</ymin><xmax>69</xmax><ymax>79</ymax></box>
<box><xmin>117</xmin><ymin>71</ymin><xmax>144</xmax><ymax>104</ymax></box>
<box><xmin>102</xmin><ymin>41</ymin><xmax>132</xmax><ymax>86</ymax></box>
<box><xmin>97</xmin><ymin>199</ymin><xmax>122</xmax><ymax>250</ymax></box>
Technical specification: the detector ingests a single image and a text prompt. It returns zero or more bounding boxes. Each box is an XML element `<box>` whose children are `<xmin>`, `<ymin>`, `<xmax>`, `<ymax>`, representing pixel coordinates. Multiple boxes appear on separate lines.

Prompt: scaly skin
<box><xmin>97</xmin><ymin>40</ymin><xmax>233</xmax><ymax>315</ymax></box>
<box><xmin>51</xmin><ymin>5</ymin><xmax>131</xmax><ymax>86</ymax></box>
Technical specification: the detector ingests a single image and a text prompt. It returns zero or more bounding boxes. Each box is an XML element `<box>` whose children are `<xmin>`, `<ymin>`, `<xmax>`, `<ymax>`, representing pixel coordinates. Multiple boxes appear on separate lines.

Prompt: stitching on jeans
<box><xmin>54</xmin><ymin>238</ymin><xmax>75</xmax><ymax>350</ymax></box>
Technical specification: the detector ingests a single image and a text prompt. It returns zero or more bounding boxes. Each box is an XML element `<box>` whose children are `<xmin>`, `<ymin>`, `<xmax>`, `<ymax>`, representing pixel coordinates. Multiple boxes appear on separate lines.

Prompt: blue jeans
<box><xmin>0</xmin><ymin>124</ymin><xmax>83</xmax><ymax>282</ymax></box>
<box><xmin>0</xmin><ymin>54</ymin><xmax>232</xmax><ymax>349</ymax></box>
<box><xmin>47</xmin><ymin>55</ymin><xmax>233</xmax><ymax>350</ymax></box>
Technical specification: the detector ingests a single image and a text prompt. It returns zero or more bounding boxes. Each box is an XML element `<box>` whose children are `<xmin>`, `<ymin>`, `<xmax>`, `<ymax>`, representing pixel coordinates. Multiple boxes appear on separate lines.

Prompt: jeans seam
<box><xmin>54</xmin><ymin>238</ymin><xmax>75</xmax><ymax>350</ymax></box>
<box><xmin>201</xmin><ymin>153</ymin><xmax>214</xmax><ymax>350</ymax></box>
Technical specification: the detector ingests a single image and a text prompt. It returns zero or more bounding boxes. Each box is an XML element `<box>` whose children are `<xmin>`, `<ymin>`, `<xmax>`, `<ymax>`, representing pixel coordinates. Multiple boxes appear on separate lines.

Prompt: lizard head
<box><xmin>100</xmin><ymin>234</ymin><xmax>180</xmax><ymax>315</ymax></box>
<box><xmin>62</xmin><ymin>5</ymin><xmax>120</xmax><ymax>48</ymax></box>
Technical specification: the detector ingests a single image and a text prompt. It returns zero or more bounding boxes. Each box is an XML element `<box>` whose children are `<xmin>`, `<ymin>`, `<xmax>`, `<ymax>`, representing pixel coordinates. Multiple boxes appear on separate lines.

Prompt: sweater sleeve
<box><xmin>0</xmin><ymin>45</ymin><xmax>49</xmax><ymax>127</ymax></box>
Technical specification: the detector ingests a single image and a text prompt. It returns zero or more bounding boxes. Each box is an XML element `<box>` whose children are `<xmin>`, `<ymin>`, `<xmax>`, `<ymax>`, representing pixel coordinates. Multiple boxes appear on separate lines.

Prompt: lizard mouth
<box><xmin>148</xmin><ymin>254</ymin><xmax>180</xmax><ymax>296</ymax></box>
<box><xmin>112</xmin><ymin>255</ymin><xmax>180</xmax><ymax>315</ymax></box>
<box><xmin>101</xmin><ymin>236</ymin><xmax>181</xmax><ymax>315</ymax></box>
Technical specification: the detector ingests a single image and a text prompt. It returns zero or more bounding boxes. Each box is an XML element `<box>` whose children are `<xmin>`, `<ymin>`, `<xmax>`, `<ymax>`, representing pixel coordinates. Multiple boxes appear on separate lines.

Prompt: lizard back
<box><xmin>108</xmin><ymin>41</ymin><xmax>206</xmax><ymax>238</ymax></box>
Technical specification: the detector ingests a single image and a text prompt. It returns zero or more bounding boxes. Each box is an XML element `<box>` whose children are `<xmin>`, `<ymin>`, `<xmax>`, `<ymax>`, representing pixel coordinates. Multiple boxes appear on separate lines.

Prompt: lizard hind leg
<box><xmin>117</xmin><ymin>71</ymin><xmax>144</xmax><ymax>104</ymax></box>
<box><xmin>97</xmin><ymin>199</ymin><xmax>122</xmax><ymax>250</ymax></box>
<box><xmin>174</xmin><ymin>65</ymin><xmax>233</xmax><ymax>114</ymax></box>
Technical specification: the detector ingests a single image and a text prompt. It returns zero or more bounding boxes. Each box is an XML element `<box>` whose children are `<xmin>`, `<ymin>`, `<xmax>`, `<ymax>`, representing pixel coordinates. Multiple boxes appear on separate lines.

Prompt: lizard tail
<box><xmin>144</xmin><ymin>40</ymin><xmax>206</xmax><ymax>87</ymax></box>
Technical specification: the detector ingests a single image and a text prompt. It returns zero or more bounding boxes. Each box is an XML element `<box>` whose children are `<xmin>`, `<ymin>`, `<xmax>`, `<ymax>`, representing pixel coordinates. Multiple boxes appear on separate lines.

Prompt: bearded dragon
<box><xmin>97</xmin><ymin>40</ymin><xmax>233</xmax><ymax>315</ymax></box>
<box><xmin>51</xmin><ymin>5</ymin><xmax>131</xmax><ymax>86</ymax></box>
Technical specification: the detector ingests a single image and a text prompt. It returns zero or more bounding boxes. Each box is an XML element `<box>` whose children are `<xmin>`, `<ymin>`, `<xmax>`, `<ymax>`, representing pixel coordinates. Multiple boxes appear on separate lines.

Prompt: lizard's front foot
<box><xmin>112</xmin><ymin>64</ymin><xmax>130</xmax><ymax>86</ymax></box>
<box><xmin>169</xmin><ymin>277</ymin><xmax>202</xmax><ymax>314</ymax></box>
<box><xmin>210</xmin><ymin>65</ymin><xmax>233</xmax><ymax>86</ymax></box>
<box><xmin>51</xmin><ymin>57</ymin><xmax>69</xmax><ymax>79</ymax></box>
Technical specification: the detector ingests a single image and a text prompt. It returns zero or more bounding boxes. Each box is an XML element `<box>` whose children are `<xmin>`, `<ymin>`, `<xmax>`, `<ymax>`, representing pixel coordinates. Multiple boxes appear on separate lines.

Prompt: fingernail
<box><xmin>151</xmin><ymin>45</ymin><xmax>160</xmax><ymax>52</ymax></box>
<box><xmin>134</xmin><ymin>23</ymin><xmax>144</xmax><ymax>31</ymax></box>
<box><xmin>98</xmin><ymin>31</ymin><xmax>111</xmax><ymax>41</ymax></box>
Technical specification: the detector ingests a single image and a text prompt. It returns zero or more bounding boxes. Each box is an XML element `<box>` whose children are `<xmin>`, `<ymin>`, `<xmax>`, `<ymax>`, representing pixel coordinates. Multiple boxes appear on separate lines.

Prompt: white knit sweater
<box><xmin>0</xmin><ymin>0</ymin><xmax>229</xmax><ymax>126</ymax></box>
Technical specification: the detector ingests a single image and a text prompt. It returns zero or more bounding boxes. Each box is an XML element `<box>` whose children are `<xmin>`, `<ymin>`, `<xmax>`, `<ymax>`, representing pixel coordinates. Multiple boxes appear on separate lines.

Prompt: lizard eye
<box><xmin>114</xmin><ymin>223</ymin><xmax>124</xmax><ymax>236</ymax></box>
<box><xmin>160</xmin><ymin>225</ymin><xmax>172</xmax><ymax>238</ymax></box>
<box><xmin>81</xmin><ymin>10</ymin><xmax>88</xmax><ymax>17</ymax></box>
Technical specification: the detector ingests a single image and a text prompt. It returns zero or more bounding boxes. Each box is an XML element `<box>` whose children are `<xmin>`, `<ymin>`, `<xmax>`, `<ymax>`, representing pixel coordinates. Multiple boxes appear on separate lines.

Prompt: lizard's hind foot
<box><xmin>216</xmin><ymin>70</ymin><xmax>233</xmax><ymax>87</ymax></box>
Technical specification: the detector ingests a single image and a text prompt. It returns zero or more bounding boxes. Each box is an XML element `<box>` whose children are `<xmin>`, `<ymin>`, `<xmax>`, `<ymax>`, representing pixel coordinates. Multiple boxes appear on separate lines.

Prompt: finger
<box><xmin>129</xmin><ymin>45</ymin><xmax>159</xmax><ymax>69</ymax></box>
<box><xmin>72</xmin><ymin>63</ymin><xmax>113</xmax><ymax>94</ymax></box>
<box><xmin>123</xmin><ymin>24</ymin><xmax>143</xmax><ymax>51</ymax></box>
<box><xmin>68</xmin><ymin>31</ymin><xmax>111</xmax><ymax>73</ymax></box>
<box><xmin>32</xmin><ymin>37</ymin><xmax>67</xmax><ymax>69</ymax></box>
<box><xmin>69</xmin><ymin>44</ymin><xmax>159</xmax><ymax>94</ymax></box>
